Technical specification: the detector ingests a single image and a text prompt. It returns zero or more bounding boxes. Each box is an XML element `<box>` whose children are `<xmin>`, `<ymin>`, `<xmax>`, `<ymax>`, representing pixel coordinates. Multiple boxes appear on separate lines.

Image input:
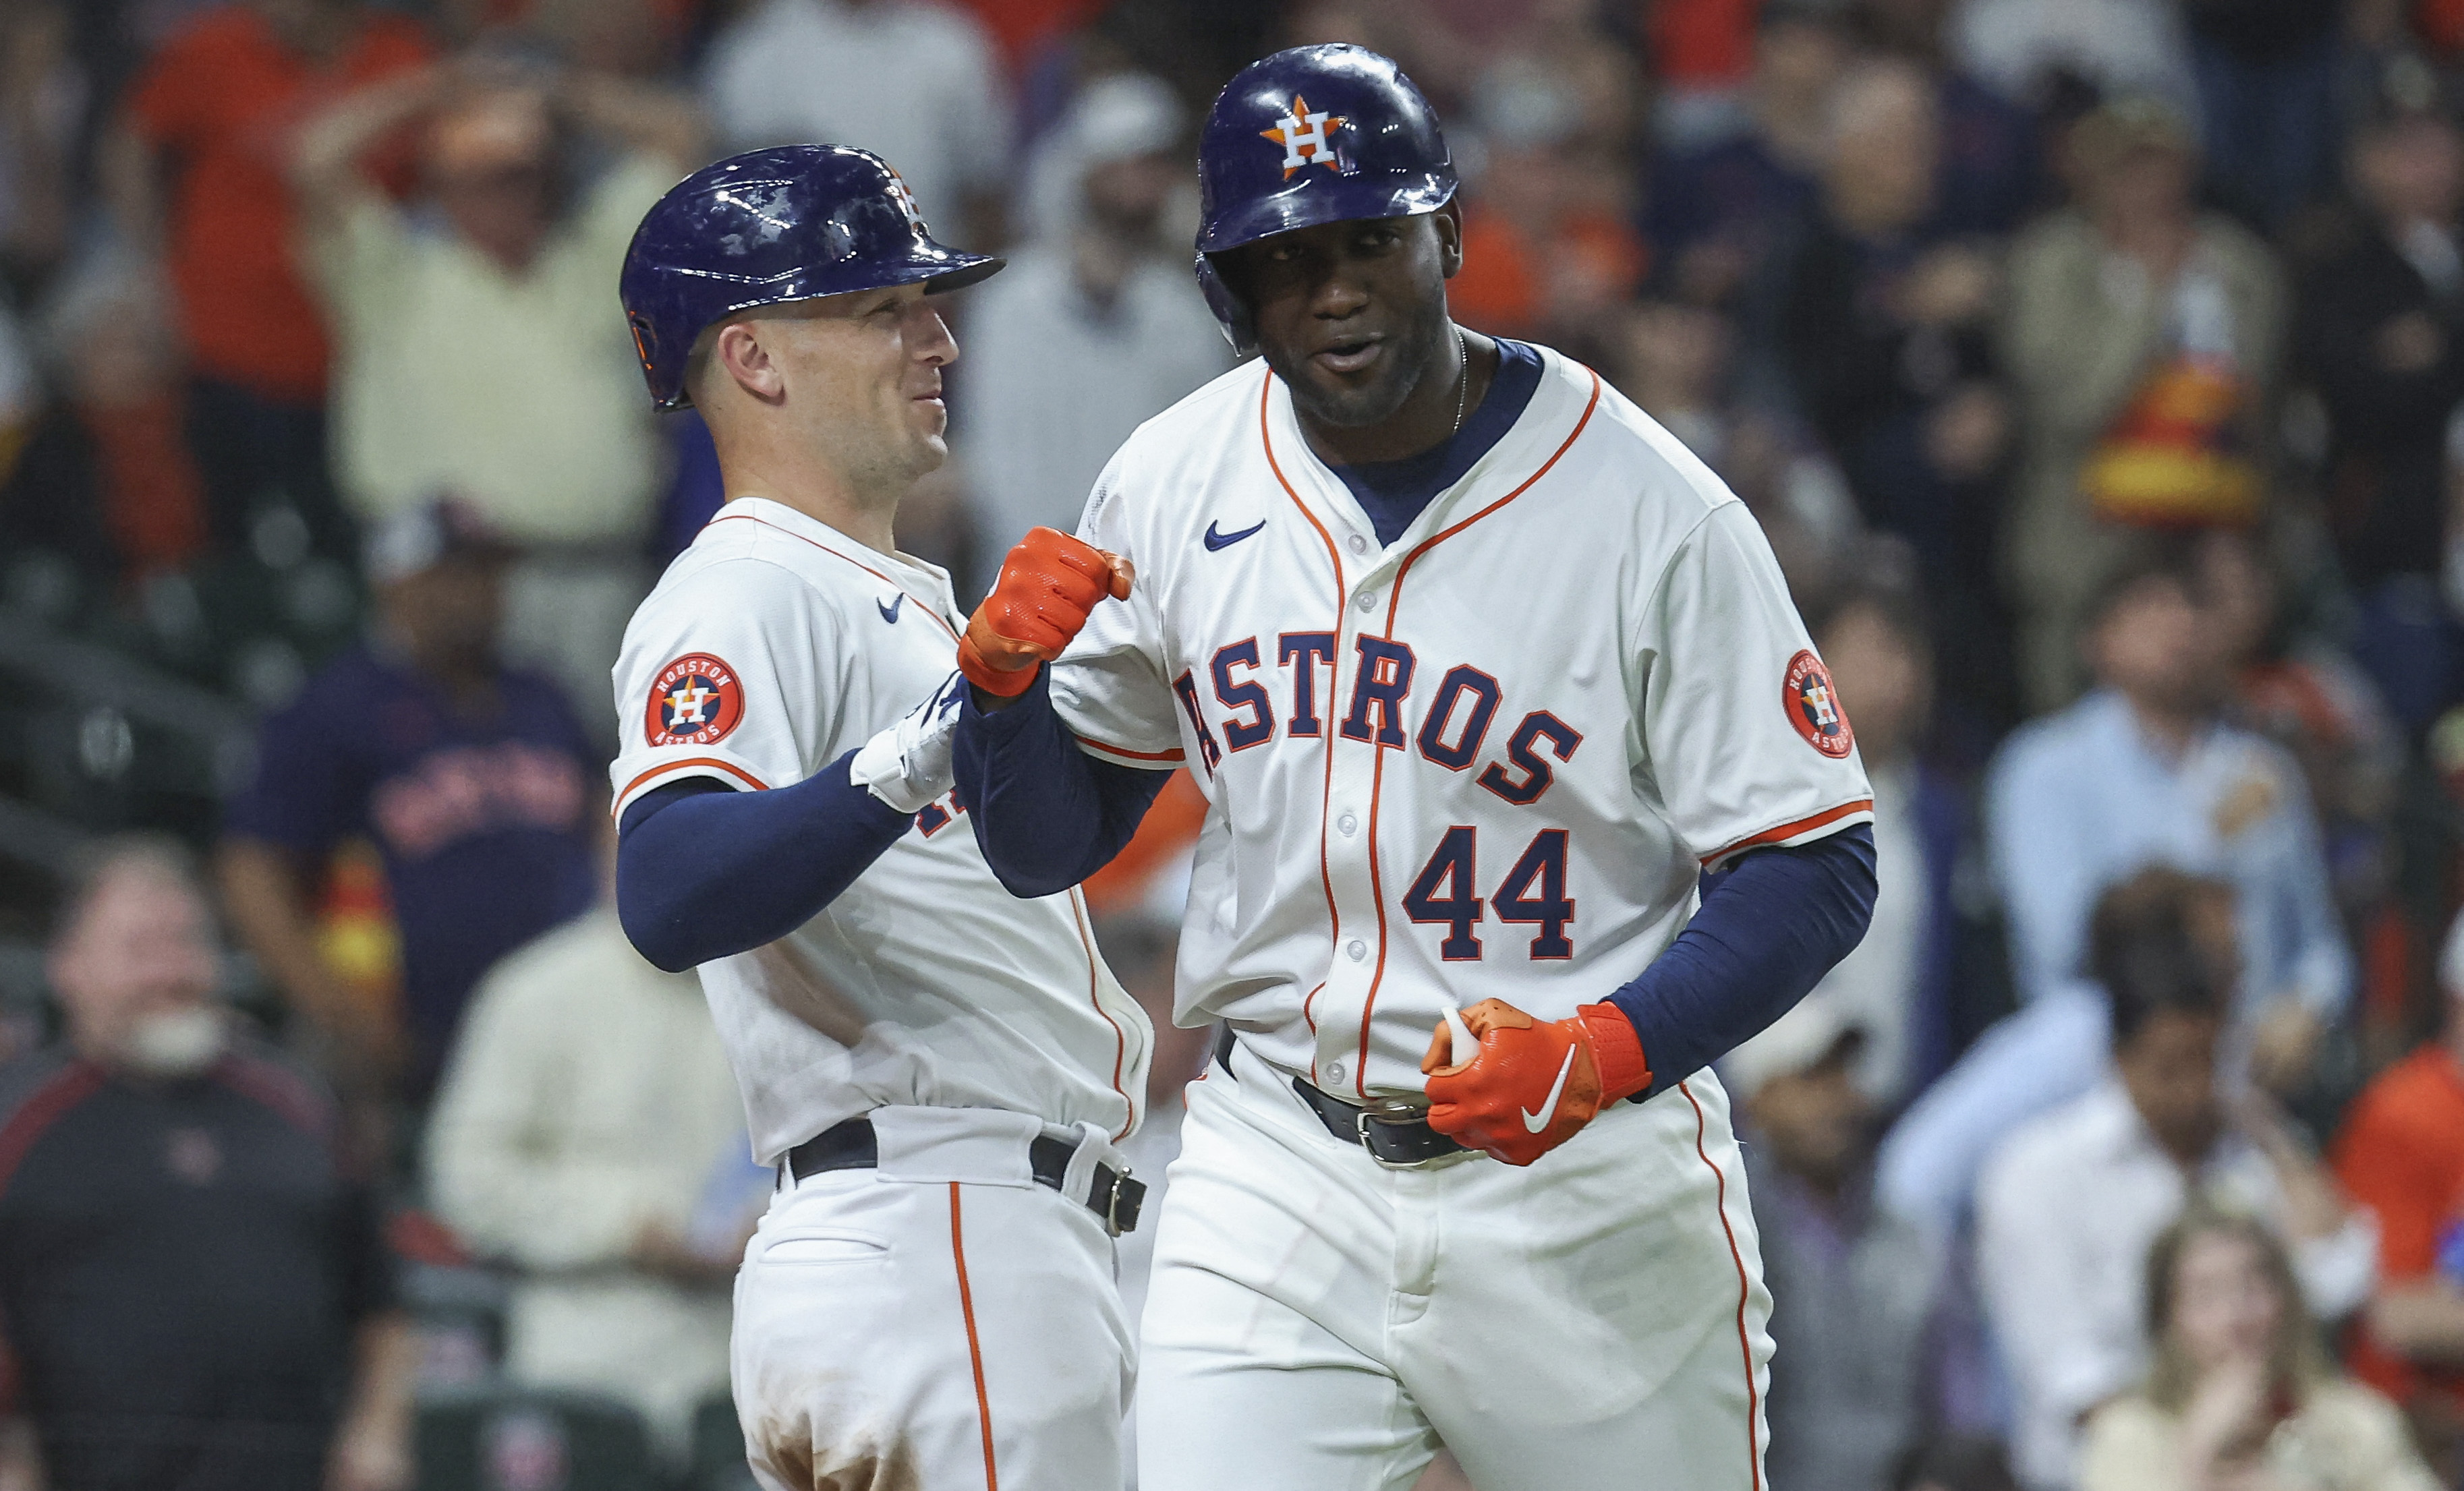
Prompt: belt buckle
<box><xmin>1355</xmin><ymin>1098</ymin><xmax>1447</xmax><ymax>1171</ymax></box>
<box><xmin>1097</xmin><ymin>1167</ymin><xmax>1147</xmax><ymax>1237</ymax></box>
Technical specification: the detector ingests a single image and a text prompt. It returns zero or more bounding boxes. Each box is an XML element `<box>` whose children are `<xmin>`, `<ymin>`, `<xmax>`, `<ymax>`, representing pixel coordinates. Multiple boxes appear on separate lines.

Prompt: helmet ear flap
<box><xmin>1195</xmin><ymin>252</ymin><xmax>1257</xmax><ymax>359</ymax></box>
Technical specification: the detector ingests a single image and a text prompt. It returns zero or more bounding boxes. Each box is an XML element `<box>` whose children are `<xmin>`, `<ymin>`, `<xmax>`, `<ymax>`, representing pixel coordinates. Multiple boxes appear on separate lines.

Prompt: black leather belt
<box><xmin>781</xmin><ymin>1116</ymin><xmax>1145</xmax><ymax>1235</ymax></box>
<box><xmin>1213</xmin><ymin>1026</ymin><xmax>1470</xmax><ymax>1168</ymax></box>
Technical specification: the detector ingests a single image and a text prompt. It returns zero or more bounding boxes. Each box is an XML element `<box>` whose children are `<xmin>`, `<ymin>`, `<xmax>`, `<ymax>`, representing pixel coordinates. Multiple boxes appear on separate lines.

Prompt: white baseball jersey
<box><xmin>609</xmin><ymin>497</ymin><xmax>1151</xmax><ymax>1161</ymax></box>
<box><xmin>1050</xmin><ymin>348</ymin><xmax>1872</xmax><ymax>1101</ymax></box>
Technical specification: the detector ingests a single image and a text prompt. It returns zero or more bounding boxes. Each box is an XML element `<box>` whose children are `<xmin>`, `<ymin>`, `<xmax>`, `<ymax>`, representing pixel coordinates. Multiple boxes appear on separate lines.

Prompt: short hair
<box><xmin>1807</xmin><ymin>537</ymin><xmax>1931</xmax><ymax>657</ymax></box>
<box><xmin>2081</xmin><ymin>538</ymin><xmax>2200</xmax><ymax>637</ymax></box>
<box><xmin>51</xmin><ymin>834</ymin><xmax>207</xmax><ymax>947</ymax></box>
<box><xmin>2086</xmin><ymin>867</ymin><xmax>2229</xmax><ymax>1047</ymax></box>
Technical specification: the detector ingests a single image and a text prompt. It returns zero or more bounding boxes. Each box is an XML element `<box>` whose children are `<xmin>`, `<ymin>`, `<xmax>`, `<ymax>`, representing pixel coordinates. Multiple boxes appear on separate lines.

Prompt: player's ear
<box><xmin>1435</xmin><ymin>200</ymin><xmax>1464</xmax><ymax>281</ymax></box>
<box><xmin>714</xmin><ymin>319</ymin><xmax>785</xmax><ymax>403</ymax></box>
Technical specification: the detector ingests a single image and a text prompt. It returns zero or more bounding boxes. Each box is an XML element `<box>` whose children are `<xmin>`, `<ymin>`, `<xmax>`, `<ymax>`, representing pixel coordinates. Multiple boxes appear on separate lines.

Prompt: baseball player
<box><xmin>946</xmin><ymin>46</ymin><xmax>1880</xmax><ymax>1491</ymax></box>
<box><xmin>607</xmin><ymin>146</ymin><xmax>1152</xmax><ymax>1491</ymax></box>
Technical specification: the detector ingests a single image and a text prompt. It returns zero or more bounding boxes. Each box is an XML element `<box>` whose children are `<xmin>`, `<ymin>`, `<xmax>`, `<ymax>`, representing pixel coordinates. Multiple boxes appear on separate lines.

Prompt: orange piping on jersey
<box><xmin>704</xmin><ymin>513</ymin><xmax>963</xmax><ymax>644</ymax></box>
<box><xmin>1069</xmin><ymin>885</ymin><xmax>1136</xmax><ymax>1140</ymax></box>
<box><xmin>612</xmin><ymin>757</ymin><xmax>772</xmax><ymax>816</ymax></box>
<box><xmin>949</xmin><ymin>1183</ymin><xmax>1000</xmax><ymax>1491</ymax></box>
<box><xmin>1075</xmin><ymin>734</ymin><xmax>1186</xmax><ymax>764</ymax></box>
<box><xmin>1682</xmin><ymin>1080</ymin><xmax>1766</xmax><ymax>1491</ymax></box>
<box><xmin>1257</xmin><ymin>371</ymin><xmax>1348</xmax><ymax>1085</ymax></box>
<box><xmin>1352</xmin><ymin>367</ymin><xmax>1605</xmax><ymax>1094</ymax></box>
<box><xmin>1698</xmin><ymin>797</ymin><xmax>1873</xmax><ymax>868</ymax></box>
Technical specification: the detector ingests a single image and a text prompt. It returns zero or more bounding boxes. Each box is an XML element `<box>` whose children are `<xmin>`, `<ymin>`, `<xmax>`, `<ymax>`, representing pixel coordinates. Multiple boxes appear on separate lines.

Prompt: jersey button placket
<box><xmin>1317</xmin><ymin>555</ymin><xmax>1399</xmax><ymax>1090</ymax></box>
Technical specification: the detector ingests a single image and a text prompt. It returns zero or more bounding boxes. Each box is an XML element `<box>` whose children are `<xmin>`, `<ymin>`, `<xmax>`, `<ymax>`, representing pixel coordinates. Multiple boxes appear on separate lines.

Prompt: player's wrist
<box><xmin>956</xmin><ymin>631</ymin><xmax>1040</xmax><ymax>697</ymax></box>
<box><xmin>1576</xmin><ymin>1002</ymin><xmax>1652</xmax><ymax>1104</ymax></box>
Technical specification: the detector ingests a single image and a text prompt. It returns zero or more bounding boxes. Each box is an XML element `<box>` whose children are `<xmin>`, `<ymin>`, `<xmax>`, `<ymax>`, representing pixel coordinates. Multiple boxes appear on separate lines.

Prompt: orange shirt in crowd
<box><xmin>1450</xmin><ymin>204</ymin><xmax>1648</xmax><ymax>341</ymax></box>
<box><xmin>2332</xmin><ymin>1041</ymin><xmax>2464</xmax><ymax>1414</ymax></box>
<box><xmin>1648</xmin><ymin>0</ymin><xmax>1760</xmax><ymax>88</ymax></box>
<box><xmin>2424</xmin><ymin>0</ymin><xmax>2464</xmax><ymax>57</ymax></box>
<box><xmin>125</xmin><ymin>7</ymin><xmax>434</xmax><ymax>403</ymax></box>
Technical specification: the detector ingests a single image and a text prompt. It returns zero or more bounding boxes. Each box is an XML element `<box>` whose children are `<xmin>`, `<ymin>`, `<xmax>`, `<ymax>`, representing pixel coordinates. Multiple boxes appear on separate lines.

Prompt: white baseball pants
<box><xmin>730</xmin><ymin>1107</ymin><xmax>1135</xmax><ymax>1490</ymax></box>
<box><xmin>1135</xmin><ymin>1042</ymin><xmax>1773</xmax><ymax>1491</ymax></box>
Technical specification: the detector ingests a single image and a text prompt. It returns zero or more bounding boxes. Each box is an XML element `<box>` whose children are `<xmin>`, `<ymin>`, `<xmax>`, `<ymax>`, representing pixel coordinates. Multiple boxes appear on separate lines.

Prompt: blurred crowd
<box><xmin>0</xmin><ymin>0</ymin><xmax>2462</xmax><ymax>1489</ymax></box>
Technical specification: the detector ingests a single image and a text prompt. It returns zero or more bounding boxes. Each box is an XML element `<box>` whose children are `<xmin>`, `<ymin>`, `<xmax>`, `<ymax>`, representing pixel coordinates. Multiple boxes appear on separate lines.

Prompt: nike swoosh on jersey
<box><xmin>1202</xmin><ymin>519</ymin><xmax>1266</xmax><ymax>551</ymax></box>
<box><xmin>878</xmin><ymin>594</ymin><xmax>904</xmax><ymax>624</ymax></box>
<box><xmin>1520</xmin><ymin>1044</ymin><xmax>1581</xmax><ymax>1132</ymax></box>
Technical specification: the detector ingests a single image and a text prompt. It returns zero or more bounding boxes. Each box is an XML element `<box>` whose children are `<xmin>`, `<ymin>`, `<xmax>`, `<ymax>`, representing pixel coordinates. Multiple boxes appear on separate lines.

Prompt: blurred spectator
<box><xmin>1951</xmin><ymin>0</ymin><xmax>2195</xmax><ymax>117</ymax></box>
<box><xmin>1727</xmin><ymin>998</ymin><xmax>1952</xmax><ymax>1491</ymax></box>
<box><xmin>0</xmin><ymin>1</ymin><xmax>80</xmax><ymax>295</ymax></box>
<box><xmin>0</xmin><ymin>263</ymin><xmax>159</xmax><ymax>589</ymax></box>
<box><xmin>1976</xmin><ymin>869</ymin><xmax>2376</xmax><ymax>1491</ymax></box>
<box><xmin>949</xmin><ymin>0</ymin><xmax>1105</xmax><ymax>76</ymax></box>
<box><xmin>0</xmin><ymin>838</ymin><xmax>413</xmax><ymax>1491</ymax></box>
<box><xmin>1874</xmin><ymin>553</ymin><xmax>2357</xmax><ymax>1227</ymax></box>
<box><xmin>1847</xmin><ymin>0</ymin><xmax>2039</xmax><ymax>237</ymax></box>
<box><xmin>2198</xmin><ymin>529</ymin><xmax>2404</xmax><ymax>978</ymax></box>
<box><xmin>2297</xmin><ymin>67</ymin><xmax>2464</xmax><ymax>735</ymax></box>
<box><xmin>2002</xmin><ymin>98</ymin><xmax>2286</xmax><ymax>709</ymax></box>
<box><xmin>1643</xmin><ymin>0</ymin><xmax>1845</xmax><ymax>312</ymax></box>
<box><xmin>424</xmin><ymin>889</ymin><xmax>743</xmax><ymax>1459</ymax></box>
<box><xmin>1614</xmin><ymin>297</ymin><xmax>1860</xmax><ymax>595</ymax></box>
<box><xmin>1804</xmin><ymin>570</ymin><xmax>1970</xmax><ymax>1104</ymax></box>
<box><xmin>99</xmin><ymin>0</ymin><xmax>435</xmax><ymax>562</ymax></box>
<box><xmin>1994</xmin><ymin>551</ymin><xmax>2350</xmax><ymax>1053</ymax></box>
<box><xmin>701</xmin><ymin>0</ymin><xmax>1008</xmax><ymax>249</ymax></box>
<box><xmin>961</xmin><ymin>74</ymin><xmax>1228</xmax><ymax>551</ymax></box>
<box><xmin>2332</xmin><ymin>910</ymin><xmax>2464</xmax><ymax>1478</ymax></box>
<box><xmin>292</xmin><ymin>57</ymin><xmax>701</xmax><ymax>739</ymax></box>
<box><xmin>1450</xmin><ymin>47</ymin><xmax>1649</xmax><ymax>351</ymax></box>
<box><xmin>1779</xmin><ymin>59</ymin><xmax>2009</xmax><ymax>683</ymax></box>
<box><xmin>2179</xmin><ymin>0</ymin><xmax>2340</xmax><ymax>230</ymax></box>
<box><xmin>1644</xmin><ymin>0</ymin><xmax>1764</xmax><ymax>148</ymax></box>
<box><xmin>2078</xmin><ymin>1207</ymin><xmax>2440</xmax><ymax>1491</ymax></box>
<box><xmin>34</xmin><ymin>257</ymin><xmax>208</xmax><ymax>583</ymax></box>
<box><xmin>217</xmin><ymin>502</ymin><xmax>597</xmax><ymax>1105</ymax></box>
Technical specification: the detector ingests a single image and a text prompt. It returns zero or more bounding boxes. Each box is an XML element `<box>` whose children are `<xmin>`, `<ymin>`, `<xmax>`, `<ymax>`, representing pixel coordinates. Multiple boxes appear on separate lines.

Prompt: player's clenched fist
<box><xmin>958</xmin><ymin>527</ymin><xmax>1135</xmax><ymax>697</ymax></box>
<box><xmin>1421</xmin><ymin>998</ymin><xmax>1653</xmax><ymax>1166</ymax></box>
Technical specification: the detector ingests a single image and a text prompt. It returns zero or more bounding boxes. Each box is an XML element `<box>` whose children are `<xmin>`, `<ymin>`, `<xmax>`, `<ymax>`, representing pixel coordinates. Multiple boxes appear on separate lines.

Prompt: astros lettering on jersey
<box><xmin>608</xmin><ymin>499</ymin><xmax>1151</xmax><ymax>1162</ymax></box>
<box><xmin>1047</xmin><ymin>347</ymin><xmax>1873</xmax><ymax>1100</ymax></box>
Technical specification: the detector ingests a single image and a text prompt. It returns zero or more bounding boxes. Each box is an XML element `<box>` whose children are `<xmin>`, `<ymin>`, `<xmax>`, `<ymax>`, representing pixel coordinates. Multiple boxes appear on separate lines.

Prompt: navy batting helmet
<box><xmin>1193</xmin><ymin>45</ymin><xmax>1457</xmax><ymax>355</ymax></box>
<box><xmin>619</xmin><ymin>144</ymin><xmax>1003</xmax><ymax>409</ymax></box>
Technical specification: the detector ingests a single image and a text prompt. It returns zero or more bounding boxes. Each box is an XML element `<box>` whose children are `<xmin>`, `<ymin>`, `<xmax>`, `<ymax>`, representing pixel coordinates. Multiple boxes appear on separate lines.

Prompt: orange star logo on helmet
<box><xmin>884</xmin><ymin>168</ymin><xmax>925</xmax><ymax>228</ymax></box>
<box><xmin>1260</xmin><ymin>94</ymin><xmax>1347</xmax><ymax>178</ymax></box>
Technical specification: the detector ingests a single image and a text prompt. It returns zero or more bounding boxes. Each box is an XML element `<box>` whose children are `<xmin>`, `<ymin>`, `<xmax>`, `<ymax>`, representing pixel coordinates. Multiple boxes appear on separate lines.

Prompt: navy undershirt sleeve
<box><xmin>1606</xmin><ymin>823</ymin><xmax>1877</xmax><ymax>1098</ymax></box>
<box><xmin>952</xmin><ymin>668</ymin><xmax>1172</xmax><ymax>898</ymax></box>
<box><xmin>615</xmin><ymin>750</ymin><xmax>914</xmax><ymax>972</ymax></box>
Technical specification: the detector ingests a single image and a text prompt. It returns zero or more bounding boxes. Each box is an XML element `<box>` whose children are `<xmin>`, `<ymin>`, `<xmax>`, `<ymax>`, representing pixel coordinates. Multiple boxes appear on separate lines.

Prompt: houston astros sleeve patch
<box><xmin>647</xmin><ymin>653</ymin><xmax>747</xmax><ymax>747</ymax></box>
<box><xmin>1784</xmin><ymin>649</ymin><xmax>1854</xmax><ymax>759</ymax></box>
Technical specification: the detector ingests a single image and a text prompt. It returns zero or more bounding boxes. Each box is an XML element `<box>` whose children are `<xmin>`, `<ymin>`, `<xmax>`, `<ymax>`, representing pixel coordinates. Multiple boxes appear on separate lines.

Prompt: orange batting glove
<box><xmin>958</xmin><ymin>527</ymin><xmax>1135</xmax><ymax>697</ymax></box>
<box><xmin>1421</xmin><ymin>998</ymin><xmax>1652</xmax><ymax>1167</ymax></box>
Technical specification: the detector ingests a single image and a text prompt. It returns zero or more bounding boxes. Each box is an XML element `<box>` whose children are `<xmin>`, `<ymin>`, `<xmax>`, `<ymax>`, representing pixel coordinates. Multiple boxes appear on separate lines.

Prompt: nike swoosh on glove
<box><xmin>959</xmin><ymin>527</ymin><xmax>1134</xmax><ymax>697</ymax></box>
<box><xmin>1421</xmin><ymin>998</ymin><xmax>1652</xmax><ymax>1166</ymax></box>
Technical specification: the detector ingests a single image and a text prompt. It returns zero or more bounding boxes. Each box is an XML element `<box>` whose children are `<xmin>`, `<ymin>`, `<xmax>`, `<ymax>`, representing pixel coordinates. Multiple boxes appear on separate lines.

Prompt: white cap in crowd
<box><xmin>362</xmin><ymin>498</ymin><xmax>514</xmax><ymax>586</ymax></box>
